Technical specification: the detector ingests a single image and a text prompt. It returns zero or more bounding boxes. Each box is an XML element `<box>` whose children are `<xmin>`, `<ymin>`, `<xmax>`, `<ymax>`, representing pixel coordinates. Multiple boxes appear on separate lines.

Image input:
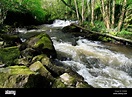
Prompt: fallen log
<box><xmin>63</xmin><ymin>23</ymin><xmax>132</xmax><ymax>46</ymax></box>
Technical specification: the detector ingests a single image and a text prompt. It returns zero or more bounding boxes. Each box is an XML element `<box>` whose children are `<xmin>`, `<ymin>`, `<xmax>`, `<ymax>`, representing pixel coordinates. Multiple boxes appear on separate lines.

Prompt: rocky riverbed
<box><xmin>0</xmin><ymin>30</ymin><xmax>92</xmax><ymax>88</ymax></box>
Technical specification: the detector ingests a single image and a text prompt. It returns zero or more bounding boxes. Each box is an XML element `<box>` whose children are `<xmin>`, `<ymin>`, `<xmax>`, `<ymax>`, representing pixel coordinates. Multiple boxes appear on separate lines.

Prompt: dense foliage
<box><xmin>0</xmin><ymin>0</ymin><xmax>49</xmax><ymax>25</ymax></box>
<box><xmin>0</xmin><ymin>0</ymin><xmax>132</xmax><ymax>39</ymax></box>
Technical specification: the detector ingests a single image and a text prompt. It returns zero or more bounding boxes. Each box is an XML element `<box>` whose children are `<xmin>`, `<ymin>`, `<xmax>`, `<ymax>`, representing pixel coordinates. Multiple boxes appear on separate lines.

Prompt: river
<box><xmin>19</xmin><ymin>19</ymin><xmax>132</xmax><ymax>88</ymax></box>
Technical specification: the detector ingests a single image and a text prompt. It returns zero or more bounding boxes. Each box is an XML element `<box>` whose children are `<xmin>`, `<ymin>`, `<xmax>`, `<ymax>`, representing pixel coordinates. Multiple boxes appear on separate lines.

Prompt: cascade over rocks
<box><xmin>0</xmin><ymin>31</ymin><xmax>92</xmax><ymax>88</ymax></box>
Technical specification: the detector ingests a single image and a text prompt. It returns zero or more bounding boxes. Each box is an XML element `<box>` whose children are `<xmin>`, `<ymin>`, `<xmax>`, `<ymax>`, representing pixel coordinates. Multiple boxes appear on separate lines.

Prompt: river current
<box><xmin>19</xmin><ymin>19</ymin><xmax>132</xmax><ymax>88</ymax></box>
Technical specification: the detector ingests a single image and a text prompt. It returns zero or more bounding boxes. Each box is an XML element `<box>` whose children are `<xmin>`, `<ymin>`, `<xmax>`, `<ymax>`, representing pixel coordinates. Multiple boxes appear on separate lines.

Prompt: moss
<box><xmin>41</xmin><ymin>55</ymin><xmax>50</xmax><ymax>65</ymax></box>
<box><xmin>9</xmin><ymin>66</ymin><xmax>35</xmax><ymax>75</ymax></box>
<box><xmin>0</xmin><ymin>46</ymin><xmax>20</xmax><ymax>66</ymax></box>
<box><xmin>0</xmin><ymin>66</ymin><xmax>35</xmax><ymax>88</ymax></box>
<box><xmin>52</xmin><ymin>79</ymin><xmax>67</xmax><ymax>88</ymax></box>
<box><xmin>29</xmin><ymin>61</ymin><xmax>53</xmax><ymax>80</ymax></box>
<box><xmin>109</xmin><ymin>32</ymin><xmax>118</xmax><ymax>36</ymax></box>
<box><xmin>0</xmin><ymin>73</ymin><xmax>17</xmax><ymax>88</ymax></box>
<box><xmin>32</xmin><ymin>54</ymin><xmax>47</xmax><ymax>62</ymax></box>
<box><xmin>98</xmin><ymin>36</ymin><xmax>112</xmax><ymax>42</ymax></box>
<box><xmin>34</xmin><ymin>33</ymin><xmax>53</xmax><ymax>50</ymax></box>
<box><xmin>25</xmin><ymin>33</ymin><xmax>57</xmax><ymax>58</ymax></box>
<box><xmin>29</xmin><ymin>61</ymin><xmax>44</xmax><ymax>72</ymax></box>
<box><xmin>14</xmin><ymin>58</ymin><xmax>29</xmax><ymax>66</ymax></box>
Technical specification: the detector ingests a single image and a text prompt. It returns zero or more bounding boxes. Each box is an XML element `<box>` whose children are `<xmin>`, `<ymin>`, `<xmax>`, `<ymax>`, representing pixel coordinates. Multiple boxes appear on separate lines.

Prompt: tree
<box><xmin>91</xmin><ymin>0</ymin><xmax>95</xmax><ymax>26</ymax></box>
<box><xmin>117</xmin><ymin>0</ymin><xmax>127</xmax><ymax>32</ymax></box>
<box><xmin>100</xmin><ymin>0</ymin><xmax>110</xmax><ymax>30</ymax></box>
<box><xmin>74</xmin><ymin>0</ymin><xmax>80</xmax><ymax>21</ymax></box>
<box><xmin>111</xmin><ymin>0</ymin><xmax>115</xmax><ymax>29</ymax></box>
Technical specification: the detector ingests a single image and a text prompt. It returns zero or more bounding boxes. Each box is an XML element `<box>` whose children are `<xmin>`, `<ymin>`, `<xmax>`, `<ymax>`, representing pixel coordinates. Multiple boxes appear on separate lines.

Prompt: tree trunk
<box><xmin>74</xmin><ymin>0</ymin><xmax>80</xmax><ymax>21</ymax></box>
<box><xmin>91</xmin><ymin>0</ymin><xmax>95</xmax><ymax>26</ymax></box>
<box><xmin>105</xmin><ymin>3</ymin><xmax>110</xmax><ymax>29</ymax></box>
<box><xmin>81</xmin><ymin>0</ymin><xmax>84</xmax><ymax>23</ymax></box>
<box><xmin>100</xmin><ymin>0</ymin><xmax>107</xmax><ymax>29</ymax></box>
<box><xmin>117</xmin><ymin>0</ymin><xmax>127</xmax><ymax>32</ymax></box>
<box><xmin>111</xmin><ymin>0</ymin><xmax>115</xmax><ymax>29</ymax></box>
<box><xmin>86</xmin><ymin>0</ymin><xmax>90</xmax><ymax>22</ymax></box>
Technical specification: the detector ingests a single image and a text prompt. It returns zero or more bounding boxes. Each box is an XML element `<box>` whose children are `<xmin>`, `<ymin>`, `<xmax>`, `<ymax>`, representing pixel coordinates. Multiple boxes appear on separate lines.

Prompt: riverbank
<box><xmin>62</xmin><ymin>23</ymin><xmax>132</xmax><ymax>46</ymax></box>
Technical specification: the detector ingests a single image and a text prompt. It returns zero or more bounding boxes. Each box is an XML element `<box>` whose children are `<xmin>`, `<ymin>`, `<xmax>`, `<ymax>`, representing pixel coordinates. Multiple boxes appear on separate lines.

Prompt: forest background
<box><xmin>0</xmin><ymin>0</ymin><xmax>132</xmax><ymax>40</ymax></box>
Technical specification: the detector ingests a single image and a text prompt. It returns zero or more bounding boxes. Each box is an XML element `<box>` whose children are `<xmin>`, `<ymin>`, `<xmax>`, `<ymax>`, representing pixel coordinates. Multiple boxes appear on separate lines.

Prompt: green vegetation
<box><xmin>117</xmin><ymin>30</ymin><xmax>132</xmax><ymax>40</ymax></box>
<box><xmin>0</xmin><ymin>0</ymin><xmax>132</xmax><ymax>40</ymax></box>
<box><xmin>0</xmin><ymin>46</ymin><xmax>20</xmax><ymax>66</ymax></box>
<box><xmin>58</xmin><ymin>0</ymin><xmax>132</xmax><ymax>40</ymax></box>
<box><xmin>0</xmin><ymin>0</ymin><xmax>50</xmax><ymax>25</ymax></box>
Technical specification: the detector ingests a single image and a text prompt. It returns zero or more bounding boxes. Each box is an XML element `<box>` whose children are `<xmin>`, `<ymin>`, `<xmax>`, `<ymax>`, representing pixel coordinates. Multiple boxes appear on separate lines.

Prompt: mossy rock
<box><xmin>0</xmin><ymin>66</ymin><xmax>52</xmax><ymax>88</ymax></box>
<box><xmin>52</xmin><ymin>78</ymin><xmax>67</xmax><ymax>88</ymax></box>
<box><xmin>29</xmin><ymin>61</ymin><xmax>54</xmax><ymax>81</ymax></box>
<box><xmin>60</xmin><ymin>73</ymin><xmax>76</xmax><ymax>86</ymax></box>
<box><xmin>0</xmin><ymin>66</ymin><xmax>34</xmax><ymax>88</ymax></box>
<box><xmin>52</xmin><ymin>73</ymin><xmax>92</xmax><ymax>88</ymax></box>
<box><xmin>32</xmin><ymin>54</ymin><xmax>48</xmax><ymax>63</ymax></box>
<box><xmin>0</xmin><ymin>46</ymin><xmax>20</xmax><ymax>66</ymax></box>
<box><xmin>62</xmin><ymin>24</ymin><xmax>81</xmax><ymax>33</ymax></box>
<box><xmin>21</xmin><ymin>33</ymin><xmax>57</xmax><ymax>58</ymax></box>
<box><xmin>14</xmin><ymin>58</ymin><xmax>29</xmax><ymax>66</ymax></box>
<box><xmin>0</xmin><ymin>34</ymin><xmax>22</xmax><ymax>47</ymax></box>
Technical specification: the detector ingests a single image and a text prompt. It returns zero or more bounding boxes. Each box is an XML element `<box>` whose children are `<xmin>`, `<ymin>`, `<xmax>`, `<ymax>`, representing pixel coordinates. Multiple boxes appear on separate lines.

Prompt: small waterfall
<box><xmin>50</xmin><ymin>19</ymin><xmax>78</xmax><ymax>28</ymax></box>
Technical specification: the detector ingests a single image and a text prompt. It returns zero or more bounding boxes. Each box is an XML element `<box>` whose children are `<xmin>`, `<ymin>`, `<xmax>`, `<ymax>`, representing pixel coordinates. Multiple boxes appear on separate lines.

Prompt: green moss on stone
<box><xmin>32</xmin><ymin>54</ymin><xmax>47</xmax><ymax>62</ymax></box>
<box><xmin>0</xmin><ymin>46</ymin><xmax>20</xmax><ymax>66</ymax></box>
<box><xmin>0</xmin><ymin>66</ymin><xmax>35</xmax><ymax>88</ymax></box>
<box><xmin>52</xmin><ymin>79</ymin><xmax>67</xmax><ymax>88</ymax></box>
<box><xmin>34</xmin><ymin>33</ymin><xmax>53</xmax><ymax>50</ymax></box>
<box><xmin>9</xmin><ymin>66</ymin><xmax>35</xmax><ymax>75</ymax></box>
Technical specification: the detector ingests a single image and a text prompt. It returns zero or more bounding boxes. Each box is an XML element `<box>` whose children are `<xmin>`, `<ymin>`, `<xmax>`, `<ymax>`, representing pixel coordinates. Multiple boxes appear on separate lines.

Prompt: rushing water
<box><xmin>19</xmin><ymin>19</ymin><xmax>132</xmax><ymax>88</ymax></box>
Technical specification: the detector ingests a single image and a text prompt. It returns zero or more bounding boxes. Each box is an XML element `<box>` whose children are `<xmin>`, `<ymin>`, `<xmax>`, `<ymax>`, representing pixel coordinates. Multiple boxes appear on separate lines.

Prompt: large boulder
<box><xmin>0</xmin><ymin>66</ymin><xmax>51</xmax><ymax>88</ymax></box>
<box><xmin>29</xmin><ymin>61</ymin><xmax>54</xmax><ymax>81</ymax></box>
<box><xmin>20</xmin><ymin>33</ymin><xmax>57</xmax><ymax>59</ymax></box>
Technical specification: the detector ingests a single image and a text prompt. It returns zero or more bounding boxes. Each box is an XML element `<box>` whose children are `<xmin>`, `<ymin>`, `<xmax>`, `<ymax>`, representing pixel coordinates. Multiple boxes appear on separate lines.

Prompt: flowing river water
<box><xmin>19</xmin><ymin>20</ymin><xmax>132</xmax><ymax>88</ymax></box>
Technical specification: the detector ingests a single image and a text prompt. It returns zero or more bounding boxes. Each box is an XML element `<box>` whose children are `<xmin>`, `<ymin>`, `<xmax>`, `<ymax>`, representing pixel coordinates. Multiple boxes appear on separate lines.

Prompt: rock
<box><xmin>0</xmin><ymin>34</ymin><xmax>22</xmax><ymax>47</ymax></box>
<box><xmin>52</xmin><ymin>73</ymin><xmax>93</xmax><ymax>88</ymax></box>
<box><xmin>32</xmin><ymin>54</ymin><xmax>48</xmax><ymax>63</ymax></box>
<box><xmin>60</xmin><ymin>73</ymin><xmax>76</xmax><ymax>86</ymax></box>
<box><xmin>52</xmin><ymin>79</ymin><xmax>67</xmax><ymax>88</ymax></box>
<box><xmin>29</xmin><ymin>61</ymin><xmax>54</xmax><ymax>82</ymax></box>
<box><xmin>20</xmin><ymin>48</ymin><xmax>36</xmax><ymax>62</ymax></box>
<box><xmin>0</xmin><ymin>66</ymin><xmax>34</xmax><ymax>88</ymax></box>
<box><xmin>20</xmin><ymin>33</ymin><xmax>57</xmax><ymax>58</ymax></box>
<box><xmin>0</xmin><ymin>66</ymin><xmax>53</xmax><ymax>88</ymax></box>
<box><xmin>29</xmin><ymin>61</ymin><xmax>51</xmax><ymax>76</ymax></box>
<box><xmin>0</xmin><ymin>46</ymin><xmax>20</xmax><ymax>66</ymax></box>
<box><xmin>14</xmin><ymin>58</ymin><xmax>29</xmax><ymax>66</ymax></box>
<box><xmin>62</xmin><ymin>24</ymin><xmax>81</xmax><ymax>33</ymax></box>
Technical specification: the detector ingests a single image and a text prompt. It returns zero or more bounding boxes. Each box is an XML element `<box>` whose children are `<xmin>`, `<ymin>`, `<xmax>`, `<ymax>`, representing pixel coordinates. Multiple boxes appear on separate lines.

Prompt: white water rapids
<box><xmin>53</xmin><ymin>37</ymin><xmax>132</xmax><ymax>88</ymax></box>
<box><xmin>19</xmin><ymin>19</ymin><xmax>132</xmax><ymax>88</ymax></box>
